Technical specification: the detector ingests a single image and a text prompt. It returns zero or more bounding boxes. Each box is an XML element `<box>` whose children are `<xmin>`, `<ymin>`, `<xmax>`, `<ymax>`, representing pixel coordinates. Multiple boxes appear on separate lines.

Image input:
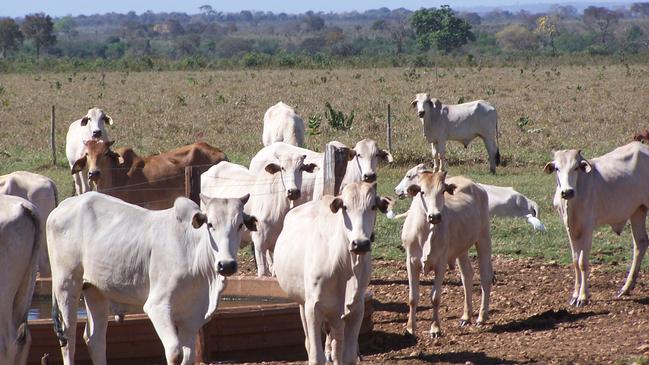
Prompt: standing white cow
<box><xmin>411</xmin><ymin>93</ymin><xmax>500</xmax><ymax>173</ymax></box>
<box><xmin>544</xmin><ymin>142</ymin><xmax>649</xmax><ymax>306</ymax></box>
<box><xmin>401</xmin><ymin>171</ymin><xmax>493</xmax><ymax>337</ymax></box>
<box><xmin>0</xmin><ymin>171</ymin><xmax>58</xmax><ymax>275</ymax></box>
<box><xmin>65</xmin><ymin>107</ymin><xmax>113</xmax><ymax>195</ymax></box>
<box><xmin>47</xmin><ymin>192</ymin><xmax>256</xmax><ymax>365</ymax></box>
<box><xmin>335</xmin><ymin>139</ymin><xmax>393</xmax><ymax>189</ymax></box>
<box><xmin>274</xmin><ymin>182</ymin><xmax>391</xmax><ymax>365</ymax></box>
<box><xmin>0</xmin><ymin>195</ymin><xmax>40</xmax><ymax>365</ymax></box>
<box><xmin>201</xmin><ymin>153</ymin><xmax>316</xmax><ymax>276</ymax></box>
<box><xmin>394</xmin><ymin>164</ymin><xmax>545</xmax><ymax>230</ymax></box>
<box><xmin>263</xmin><ymin>101</ymin><xmax>305</xmax><ymax>147</ymax></box>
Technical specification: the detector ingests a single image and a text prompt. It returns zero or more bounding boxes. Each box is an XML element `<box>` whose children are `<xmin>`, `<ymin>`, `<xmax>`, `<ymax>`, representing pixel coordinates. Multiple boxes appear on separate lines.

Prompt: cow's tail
<box><xmin>494</xmin><ymin>108</ymin><xmax>501</xmax><ymax>166</ymax></box>
<box><xmin>51</xmin><ymin>294</ymin><xmax>68</xmax><ymax>347</ymax></box>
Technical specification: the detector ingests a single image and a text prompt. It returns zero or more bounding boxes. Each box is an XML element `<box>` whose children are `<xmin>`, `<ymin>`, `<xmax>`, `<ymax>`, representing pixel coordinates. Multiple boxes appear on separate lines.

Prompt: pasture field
<box><xmin>2</xmin><ymin>65</ymin><xmax>649</xmax><ymax>363</ymax></box>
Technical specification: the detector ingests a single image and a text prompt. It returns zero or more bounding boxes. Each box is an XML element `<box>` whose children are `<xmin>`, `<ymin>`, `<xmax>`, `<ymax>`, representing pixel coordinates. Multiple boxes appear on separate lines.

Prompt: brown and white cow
<box><xmin>401</xmin><ymin>171</ymin><xmax>493</xmax><ymax>338</ymax></box>
<box><xmin>544</xmin><ymin>142</ymin><xmax>649</xmax><ymax>306</ymax></box>
<box><xmin>71</xmin><ymin>140</ymin><xmax>227</xmax><ymax>210</ymax></box>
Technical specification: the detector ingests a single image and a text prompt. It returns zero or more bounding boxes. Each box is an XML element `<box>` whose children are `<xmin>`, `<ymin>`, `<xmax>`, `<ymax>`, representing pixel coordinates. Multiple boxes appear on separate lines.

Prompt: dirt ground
<box><xmin>234</xmin><ymin>255</ymin><xmax>649</xmax><ymax>365</ymax></box>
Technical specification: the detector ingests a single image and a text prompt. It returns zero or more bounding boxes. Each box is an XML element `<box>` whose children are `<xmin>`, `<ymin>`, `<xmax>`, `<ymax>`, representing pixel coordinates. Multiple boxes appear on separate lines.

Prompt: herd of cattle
<box><xmin>1</xmin><ymin>95</ymin><xmax>648</xmax><ymax>365</ymax></box>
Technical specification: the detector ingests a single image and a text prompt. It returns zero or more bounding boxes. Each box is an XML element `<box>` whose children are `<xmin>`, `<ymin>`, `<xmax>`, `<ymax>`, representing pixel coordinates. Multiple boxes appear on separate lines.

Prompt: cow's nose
<box><xmin>363</xmin><ymin>173</ymin><xmax>376</xmax><ymax>182</ymax></box>
<box><xmin>395</xmin><ymin>189</ymin><xmax>405</xmax><ymax>199</ymax></box>
<box><xmin>88</xmin><ymin>170</ymin><xmax>101</xmax><ymax>181</ymax></box>
<box><xmin>428</xmin><ymin>213</ymin><xmax>442</xmax><ymax>224</ymax></box>
<box><xmin>287</xmin><ymin>189</ymin><xmax>301</xmax><ymax>201</ymax></box>
<box><xmin>561</xmin><ymin>189</ymin><xmax>575</xmax><ymax>200</ymax></box>
<box><xmin>418</xmin><ymin>111</ymin><xmax>425</xmax><ymax>118</ymax></box>
<box><xmin>351</xmin><ymin>239</ymin><xmax>371</xmax><ymax>254</ymax></box>
<box><xmin>92</xmin><ymin>130</ymin><xmax>102</xmax><ymax>138</ymax></box>
<box><xmin>217</xmin><ymin>260</ymin><xmax>237</xmax><ymax>276</ymax></box>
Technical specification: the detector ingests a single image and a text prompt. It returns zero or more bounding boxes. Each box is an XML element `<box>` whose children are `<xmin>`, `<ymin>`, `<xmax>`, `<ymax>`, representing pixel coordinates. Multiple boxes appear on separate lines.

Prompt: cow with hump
<box><xmin>263</xmin><ymin>101</ymin><xmax>306</xmax><ymax>147</ymax></box>
<box><xmin>47</xmin><ymin>192</ymin><xmax>256</xmax><ymax>365</ymax></box>
<box><xmin>401</xmin><ymin>170</ymin><xmax>493</xmax><ymax>338</ymax></box>
<box><xmin>0</xmin><ymin>195</ymin><xmax>40</xmax><ymax>365</ymax></box>
<box><xmin>66</xmin><ymin>107</ymin><xmax>114</xmax><ymax>195</ymax></box>
<box><xmin>274</xmin><ymin>181</ymin><xmax>391</xmax><ymax>365</ymax></box>
<box><xmin>544</xmin><ymin>141</ymin><xmax>649</xmax><ymax>306</ymax></box>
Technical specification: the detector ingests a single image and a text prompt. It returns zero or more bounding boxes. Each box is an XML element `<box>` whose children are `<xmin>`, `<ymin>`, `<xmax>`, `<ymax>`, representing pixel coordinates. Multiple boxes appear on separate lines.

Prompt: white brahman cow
<box><xmin>274</xmin><ymin>182</ymin><xmax>391</xmax><ymax>365</ymax></box>
<box><xmin>401</xmin><ymin>171</ymin><xmax>493</xmax><ymax>338</ymax></box>
<box><xmin>0</xmin><ymin>171</ymin><xmax>58</xmax><ymax>275</ymax></box>
<box><xmin>334</xmin><ymin>139</ymin><xmax>393</xmax><ymax>190</ymax></box>
<box><xmin>394</xmin><ymin>164</ymin><xmax>545</xmax><ymax>230</ymax></box>
<box><xmin>411</xmin><ymin>93</ymin><xmax>500</xmax><ymax>173</ymax></box>
<box><xmin>544</xmin><ymin>142</ymin><xmax>649</xmax><ymax>306</ymax></box>
<box><xmin>65</xmin><ymin>107</ymin><xmax>113</xmax><ymax>195</ymax></box>
<box><xmin>201</xmin><ymin>153</ymin><xmax>316</xmax><ymax>277</ymax></box>
<box><xmin>47</xmin><ymin>192</ymin><xmax>256</xmax><ymax>365</ymax></box>
<box><xmin>0</xmin><ymin>195</ymin><xmax>40</xmax><ymax>365</ymax></box>
<box><xmin>263</xmin><ymin>101</ymin><xmax>305</xmax><ymax>147</ymax></box>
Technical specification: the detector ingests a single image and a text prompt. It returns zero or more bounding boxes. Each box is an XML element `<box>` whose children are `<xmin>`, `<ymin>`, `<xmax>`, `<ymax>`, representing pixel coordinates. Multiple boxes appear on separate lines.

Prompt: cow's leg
<box><xmin>574</xmin><ymin>230</ymin><xmax>593</xmax><ymax>306</ymax></box>
<box><xmin>430</xmin><ymin>143</ymin><xmax>440</xmax><ymax>172</ymax></box>
<box><xmin>176</xmin><ymin>324</ymin><xmax>198</xmax><ymax>365</ymax></box>
<box><xmin>329</xmin><ymin>315</ymin><xmax>345</xmax><ymax>365</ymax></box>
<box><xmin>342</xmin><ymin>305</ymin><xmax>364</xmax><ymax>365</ymax></box>
<box><xmin>457</xmin><ymin>253</ymin><xmax>474</xmax><ymax>326</ymax></box>
<box><xmin>482</xmin><ymin>136</ymin><xmax>499</xmax><ymax>174</ymax></box>
<box><xmin>80</xmin><ymin>170</ymin><xmax>91</xmax><ymax>193</ymax></box>
<box><xmin>567</xmin><ymin>233</ymin><xmax>582</xmax><ymax>305</ymax></box>
<box><xmin>429</xmin><ymin>259</ymin><xmax>446</xmax><ymax>338</ymax></box>
<box><xmin>475</xmin><ymin>235</ymin><xmax>493</xmax><ymax>324</ymax></box>
<box><xmin>437</xmin><ymin>142</ymin><xmax>448</xmax><ymax>172</ymax></box>
<box><xmin>82</xmin><ymin>286</ymin><xmax>109</xmax><ymax>365</ymax></box>
<box><xmin>299</xmin><ymin>305</ymin><xmax>311</xmax><ymax>358</ymax></box>
<box><xmin>251</xmin><ymin>230</ymin><xmax>270</xmax><ymax>277</ymax></box>
<box><xmin>144</xmin><ymin>302</ymin><xmax>183</xmax><ymax>365</ymax></box>
<box><xmin>619</xmin><ymin>207</ymin><xmax>649</xmax><ymax>296</ymax></box>
<box><xmin>53</xmin><ymin>278</ymin><xmax>82</xmax><ymax>365</ymax></box>
<box><xmin>72</xmin><ymin>172</ymin><xmax>84</xmax><ymax>195</ymax></box>
<box><xmin>304</xmin><ymin>300</ymin><xmax>326</xmax><ymax>365</ymax></box>
<box><xmin>405</xmin><ymin>251</ymin><xmax>422</xmax><ymax>336</ymax></box>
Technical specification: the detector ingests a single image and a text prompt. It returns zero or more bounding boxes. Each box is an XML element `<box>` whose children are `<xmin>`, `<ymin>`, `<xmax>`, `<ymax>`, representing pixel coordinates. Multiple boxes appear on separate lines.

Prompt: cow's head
<box><xmin>406</xmin><ymin>171</ymin><xmax>456</xmax><ymax>225</ymax></box>
<box><xmin>190</xmin><ymin>194</ymin><xmax>257</xmax><ymax>277</ymax></box>
<box><xmin>264</xmin><ymin>153</ymin><xmax>317</xmax><ymax>201</ymax></box>
<box><xmin>544</xmin><ymin>149</ymin><xmax>592</xmax><ymax>200</ymax></box>
<box><xmin>411</xmin><ymin>93</ymin><xmax>442</xmax><ymax>119</ymax></box>
<box><xmin>395</xmin><ymin>163</ymin><xmax>434</xmax><ymax>198</ymax></box>
<box><xmin>80</xmin><ymin>107</ymin><xmax>113</xmax><ymax>139</ymax></box>
<box><xmin>0</xmin><ymin>321</ymin><xmax>30</xmax><ymax>365</ymax></box>
<box><xmin>329</xmin><ymin>181</ymin><xmax>391</xmax><ymax>255</ymax></box>
<box><xmin>351</xmin><ymin>139</ymin><xmax>393</xmax><ymax>183</ymax></box>
<box><xmin>71</xmin><ymin>139</ymin><xmax>119</xmax><ymax>188</ymax></box>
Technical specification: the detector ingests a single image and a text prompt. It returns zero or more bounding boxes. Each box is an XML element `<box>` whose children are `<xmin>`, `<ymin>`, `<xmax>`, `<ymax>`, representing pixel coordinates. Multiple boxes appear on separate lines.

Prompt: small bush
<box><xmin>324</xmin><ymin>102</ymin><xmax>354</xmax><ymax>131</ymax></box>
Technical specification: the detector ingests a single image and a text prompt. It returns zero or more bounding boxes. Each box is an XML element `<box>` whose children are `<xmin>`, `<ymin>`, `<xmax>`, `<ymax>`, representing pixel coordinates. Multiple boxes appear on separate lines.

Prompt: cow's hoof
<box><xmin>459</xmin><ymin>319</ymin><xmax>471</xmax><ymax>327</ymax></box>
<box><xmin>325</xmin><ymin>353</ymin><xmax>333</xmax><ymax>363</ymax></box>
<box><xmin>429</xmin><ymin>331</ymin><xmax>442</xmax><ymax>339</ymax></box>
<box><xmin>403</xmin><ymin>329</ymin><xmax>414</xmax><ymax>338</ymax></box>
<box><xmin>568</xmin><ymin>296</ymin><xmax>578</xmax><ymax>306</ymax></box>
<box><xmin>575</xmin><ymin>298</ymin><xmax>589</xmax><ymax>307</ymax></box>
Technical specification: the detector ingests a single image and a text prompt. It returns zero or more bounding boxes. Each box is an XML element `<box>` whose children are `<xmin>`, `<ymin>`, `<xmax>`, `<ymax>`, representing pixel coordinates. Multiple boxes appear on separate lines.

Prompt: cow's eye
<box><xmin>238</xmin><ymin>223</ymin><xmax>244</xmax><ymax>230</ymax></box>
<box><xmin>207</xmin><ymin>223</ymin><xmax>213</xmax><ymax>229</ymax></box>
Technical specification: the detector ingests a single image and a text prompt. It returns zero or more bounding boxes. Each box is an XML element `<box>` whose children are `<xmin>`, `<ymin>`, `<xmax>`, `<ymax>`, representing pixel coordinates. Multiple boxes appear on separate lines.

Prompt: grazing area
<box><xmin>2</xmin><ymin>65</ymin><xmax>649</xmax><ymax>363</ymax></box>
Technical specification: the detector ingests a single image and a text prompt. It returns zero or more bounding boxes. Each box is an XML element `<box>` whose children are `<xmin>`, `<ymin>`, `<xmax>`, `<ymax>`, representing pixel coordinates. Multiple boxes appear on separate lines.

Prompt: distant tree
<box><xmin>325</xmin><ymin>26</ymin><xmax>344</xmax><ymax>46</ymax></box>
<box><xmin>583</xmin><ymin>6</ymin><xmax>622</xmax><ymax>46</ymax></box>
<box><xmin>54</xmin><ymin>16</ymin><xmax>78</xmax><ymax>37</ymax></box>
<box><xmin>630</xmin><ymin>2</ymin><xmax>649</xmax><ymax>17</ymax></box>
<box><xmin>460</xmin><ymin>12</ymin><xmax>482</xmax><ymax>26</ymax></box>
<box><xmin>199</xmin><ymin>5</ymin><xmax>215</xmax><ymax>16</ymax></box>
<box><xmin>411</xmin><ymin>5</ymin><xmax>475</xmax><ymax>53</ymax></box>
<box><xmin>534</xmin><ymin>15</ymin><xmax>558</xmax><ymax>53</ymax></box>
<box><xmin>621</xmin><ymin>24</ymin><xmax>647</xmax><ymax>53</ymax></box>
<box><xmin>299</xmin><ymin>36</ymin><xmax>326</xmax><ymax>54</ymax></box>
<box><xmin>550</xmin><ymin>5</ymin><xmax>578</xmax><ymax>19</ymax></box>
<box><xmin>240</xmin><ymin>10</ymin><xmax>254</xmax><ymax>22</ymax></box>
<box><xmin>21</xmin><ymin>13</ymin><xmax>57</xmax><ymax>58</ymax></box>
<box><xmin>371</xmin><ymin>19</ymin><xmax>387</xmax><ymax>32</ymax></box>
<box><xmin>0</xmin><ymin>18</ymin><xmax>23</xmax><ymax>58</ymax></box>
<box><xmin>496</xmin><ymin>24</ymin><xmax>539</xmax><ymax>52</ymax></box>
<box><xmin>303</xmin><ymin>15</ymin><xmax>325</xmax><ymax>32</ymax></box>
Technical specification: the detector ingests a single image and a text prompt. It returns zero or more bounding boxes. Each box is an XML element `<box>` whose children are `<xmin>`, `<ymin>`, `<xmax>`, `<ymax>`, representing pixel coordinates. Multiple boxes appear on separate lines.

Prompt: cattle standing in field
<box><xmin>544</xmin><ymin>142</ymin><xmax>649</xmax><ymax>306</ymax></box>
<box><xmin>201</xmin><ymin>153</ymin><xmax>316</xmax><ymax>277</ymax></box>
<box><xmin>263</xmin><ymin>101</ymin><xmax>305</xmax><ymax>147</ymax></box>
<box><xmin>335</xmin><ymin>139</ymin><xmax>393</xmax><ymax>190</ymax></box>
<box><xmin>47</xmin><ymin>192</ymin><xmax>256</xmax><ymax>365</ymax></box>
<box><xmin>0</xmin><ymin>195</ymin><xmax>40</xmax><ymax>365</ymax></box>
<box><xmin>66</xmin><ymin>108</ymin><xmax>113</xmax><ymax>195</ymax></box>
<box><xmin>401</xmin><ymin>171</ymin><xmax>493</xmax><ymax>337</ymax></box>
<box><xmin>394</xmin><ymin>164</ymin><xmax>545</xmax><ymax>230</ymax></box>
<box><xmin>71</xmin><ymin>140</ymin><xmax>227</xmax><ymax>210</ymax></box>
<box><xmin>0</xmin><ymin>171</ymin><xmax>58</xmax><ymax>275</ymax></box>
<box><xmin>274</xmin><ymin>182</ymin><xmax>391</xmax><ymax>365</ymax></box>
<box><xmin>411</xmin><ymin>93</ymin><xmax>500</xmax><ymax>173</ymax></box>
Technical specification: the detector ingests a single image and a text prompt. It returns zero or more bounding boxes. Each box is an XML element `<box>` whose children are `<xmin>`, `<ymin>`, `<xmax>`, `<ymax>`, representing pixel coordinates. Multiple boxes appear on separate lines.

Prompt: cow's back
<box><xmin>263</xmin><ymin>102</ymin><xmax>305</xmax><ymax>147</ymax></box>
<box><xmin>443</xmin><ymin>177</ymin><xmax>490</xmax><ymax>255</ymax></box>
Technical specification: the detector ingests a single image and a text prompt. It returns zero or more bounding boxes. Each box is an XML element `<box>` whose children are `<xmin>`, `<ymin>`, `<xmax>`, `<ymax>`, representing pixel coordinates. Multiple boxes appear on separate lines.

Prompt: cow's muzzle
<box><xmin>418</xmin><ymin>111</ymin><xmax>425</xmax><ymax>118</ymax></box>
<box><xmin>428</xmin><ymin>213</ymin><xmax>442</xmax><ymax>224</ymax></box>
<box><xmin>217</xmin><ymin>260</ymin><xmax>237</xmax><ymax>276</ymax></box>
<box><xmin>561</xmin><ymin>189</ymin><xmax>575</xmax><ymax>200</ymax></box>
<box><xmin>92</xmin><ymin>130</ymin><xmax>102</xmax><ymax>138</ymax></box>
<box><xmin>351</xmin><ymin>239</ymin><xmax>371</xmax><ymax>254</ymax></box>
<box><xmin>362</xmin><ymin>173</ymin><xmax>377</xmax><ymax>182</ymax></box>
<box><xmin>88</xmin><ymin>170</ymin><xmax>101</xmax><ymax>181</ymax></box>
<box><xmin>395</xmin><ymin>190</ymin><xmax>406</xmax><ymax>199</ymax></box>
<box><xmin>287</xmin><ymin>189</ymin><xmax>301</xmax><ymax>201</ymax></box>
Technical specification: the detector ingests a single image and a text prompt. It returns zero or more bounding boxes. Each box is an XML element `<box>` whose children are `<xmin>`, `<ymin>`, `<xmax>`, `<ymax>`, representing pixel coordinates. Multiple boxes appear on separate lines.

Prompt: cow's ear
<box><xmin>265</xmin><ymin>163</ymin><xmax>281</xmax><ymax>174</ymax></box>
<box><xmin>347</xmin><ymin>148</ymin><xmax>357</xmax><ymax>161</ymax></box>
<box><xmin>543</xmin><ymin>162</ymin><xmax>556</xmax><ymax>174</ymax></box>
<box><xmin>375</xmin><ymin>196</ymin><xmax>392</xmax><ymax>214</ymax></box>
<box><xmin>104</xmin><ymin>114</ymin><xmax>114</xmax><ymax>126</ymax></box>
<box><xmin>192</xmin><ymin>212</ymin><xmax>208</xmax><ymax>228</ymax></box>
<box><xmin>579</xmin><ymin>159</ymin><xmax>592</xmax><ymax>173</ymax></box>
<box><xmin>243</xmin><ymin>213</ymin><xmax>258</xmax><ymax>231</ymax></box>
<box><xmin>377</xmin><ymin>149</ymin><xmax>394</xmax><ymax>163</ymax></box>
<box><xmin>445</xmin><ymin>183</ymin><xmax>457</xmax><ymax>195</ymax></box>
<box><xmin>407</xmin><ymin>184</ymin><xmax>421</xmax><ymax>197</ymax></box>
<box><xmin>239</xmin><ymin>193</ymin><xmax>250</xmax><ymax>206</ymax></box>
<box><xmin>432</xmin><ymin>98</ymin><xmax>442</xmax><ymax>110</ymax></box>
<box><xmin>71</xmin><ymin>156</ymin><xmax>87</xmax><ymax>174</ymax></box>
<box><xmin>301</xmin><ymin>163</ymin><xmax>317</xmax><ymax>173</ymax></box>
<box><xmin>16</xmin><ymin>322</ymin><xmax>27</xmax><ymax>346</ymax></box>
<box><xmin>80</xmin><ymin>117</ymin><xmax>90</xmax><ymax>126</ymax></box>
<box><xmin>330</xmin><ymin>197</ymin><xmax>344</xmax><ymax>213</ymax></box>
<box><xmin>410</xmin><ymin>99</ymin><xmax>417</xmax><ymax>108</ymax></box>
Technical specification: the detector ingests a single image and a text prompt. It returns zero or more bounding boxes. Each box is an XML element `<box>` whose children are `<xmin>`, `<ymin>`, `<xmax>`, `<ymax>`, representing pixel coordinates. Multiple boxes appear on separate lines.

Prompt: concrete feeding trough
<box><xmin>27</xmin><ymin>276</ymin><xmax>373</xmax><ymax>364</ymax></box>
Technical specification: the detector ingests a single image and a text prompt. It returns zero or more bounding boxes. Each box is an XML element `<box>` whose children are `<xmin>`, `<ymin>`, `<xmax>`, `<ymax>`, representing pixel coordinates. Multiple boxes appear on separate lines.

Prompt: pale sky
<box><xmin>2</xmin><ymin>0</ymin><xmax>630</xmax><ymax>17</ymax></box>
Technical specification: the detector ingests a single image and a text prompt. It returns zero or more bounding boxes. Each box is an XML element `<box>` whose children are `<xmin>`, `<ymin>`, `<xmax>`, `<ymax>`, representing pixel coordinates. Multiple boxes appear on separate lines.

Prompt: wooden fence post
<box><xmin>50</xmin><ymin>106</ymin><xmax>56</xmax><ymax>166</ymax></box>
<box><xmin>386</xmin><ymin>104</ymin><xmax>392</xmax><ymax>153</ymax></box>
